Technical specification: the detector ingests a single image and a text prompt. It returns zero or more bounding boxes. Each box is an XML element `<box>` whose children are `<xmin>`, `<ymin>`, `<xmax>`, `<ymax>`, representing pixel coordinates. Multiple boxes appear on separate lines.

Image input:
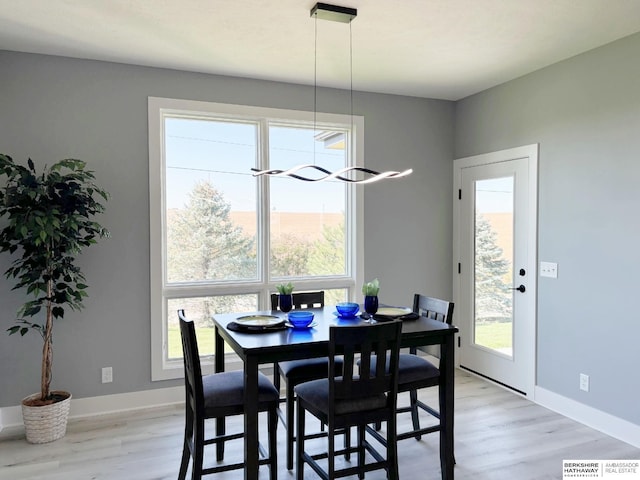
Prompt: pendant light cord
<box><xmin>349</xmin><ymin>20</ymin><xmax>354</xmax><ymax>174</ymax></box>
<box><xmin>313</xmin><ymin>12</ymin><xmax>318</xmax><ymax>166</ymax></box>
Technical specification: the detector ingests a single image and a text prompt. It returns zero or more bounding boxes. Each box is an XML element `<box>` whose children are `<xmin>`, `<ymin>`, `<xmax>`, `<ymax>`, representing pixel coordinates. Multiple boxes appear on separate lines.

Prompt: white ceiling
<box><xmin>2</xmin><ymin>0</ymin><xmax>640</xmax><ymax>100</ymax></box>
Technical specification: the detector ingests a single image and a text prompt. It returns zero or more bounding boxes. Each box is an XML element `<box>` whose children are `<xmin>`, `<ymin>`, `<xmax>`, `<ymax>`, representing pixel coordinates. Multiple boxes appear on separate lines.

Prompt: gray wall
<box><xmin>0</xmin><ymin>50</ymin><xmax>455</xmax><ymax>407</ymax></box>
<box><xmin>455</xmin><ymin>32</ymin><xmax>640</xmax><ymax>425</ymax></box>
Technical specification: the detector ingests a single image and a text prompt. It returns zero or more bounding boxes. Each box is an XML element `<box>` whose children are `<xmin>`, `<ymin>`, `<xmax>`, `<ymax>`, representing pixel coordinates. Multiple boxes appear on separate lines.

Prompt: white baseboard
<box><xmin>535</xmin><ymin>386</ymin><xmax>640</xmax><ymax>449</ymax></box>
<box><xmin>0</xmin><ymin>386</ymin><xmax>184</xmax><ymax>433</ymax></box>
<box><xmin>1</xmin><ymin>404</ymin><xmax>21</xmax><ymax>432</ymax></box>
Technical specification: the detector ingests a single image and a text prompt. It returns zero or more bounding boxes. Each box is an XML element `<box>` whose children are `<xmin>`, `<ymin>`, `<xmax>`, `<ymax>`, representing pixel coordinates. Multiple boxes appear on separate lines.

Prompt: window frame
<box><xmin>148</xmin><ymin>97</ymin><xmax>364</xmax><ymax>380</ymax></box>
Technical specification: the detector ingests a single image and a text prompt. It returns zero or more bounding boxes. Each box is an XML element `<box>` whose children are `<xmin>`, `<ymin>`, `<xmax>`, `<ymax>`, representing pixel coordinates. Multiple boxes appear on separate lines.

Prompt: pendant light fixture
<box><xmin>251</xmin><ymin>2</ymin><xmax>413</xmax><ymax>184</ymax></box>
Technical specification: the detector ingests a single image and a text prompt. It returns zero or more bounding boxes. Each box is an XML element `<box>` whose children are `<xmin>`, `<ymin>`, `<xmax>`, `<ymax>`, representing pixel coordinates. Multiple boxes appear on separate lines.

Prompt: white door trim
<box><xmin>453</xmin><ymin>144</ymin><xmax>538</xmax><ymax>399</ymax></box>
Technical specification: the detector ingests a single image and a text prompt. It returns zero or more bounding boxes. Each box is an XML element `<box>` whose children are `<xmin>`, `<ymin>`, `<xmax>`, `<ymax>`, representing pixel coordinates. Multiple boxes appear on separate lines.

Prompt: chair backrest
<box><xmin>178</xmin><ymin>310</ymin><xmax>204</xmax><ymax>418</ymax></box>
<box><xmin>329</xmin><ymin>321</ymin><xmax>402</xmax><ymax>407</ymax></box>
<box><xmin>412</xmin><ymin>294</ymin><xmax>454</xmax><ymax>325</ymax></box>
<box><xmin>270</xmin><ymin>291</ymin><xmax>325</xmax><ymax>310</ymax></box>
<box><xmin>412</xmin><ymin>295</ymin><xmax>454</xmax><ymax>358</ymax></box>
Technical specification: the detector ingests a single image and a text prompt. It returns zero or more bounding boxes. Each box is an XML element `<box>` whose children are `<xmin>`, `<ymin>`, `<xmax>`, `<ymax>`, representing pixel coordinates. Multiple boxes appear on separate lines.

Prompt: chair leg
<box><xmin>409</xmin><ymin>389</ymin><xmax>422</xmax><ymax>441</ymax></box>
<box><xmin>192</xmin><ymin>419</ymin><xmax>205</xmax><ymax>480</ymax></box>
<box><xmin>268</xmin><ymin>406</ymin><xmax>278</xmax><ymax>480</ymax></box>
<box><xmin>387</xmin><ymin>417</ymin><xmax>399</xmax><ymax>480</ymax></box>
<box><xmin>178</xmin><ymin>409</ymin><xmax>193</xmax><ymax>480</ymax></box>
<box><xmin>387</xmin><ymin>415</ymin><xmax>400</xmax><ymax>480</ymax></box>
<box><xmin>328</xmin><ymin>423</ymin><xmax>336</xmax><ymax>480</ymax></box>
<box><xmin>296</xmin><ymin>400</ymin><xmax>306</xmax><ymax>480</ymax></box>
<box><xmin>178</xmin><ymin>436</ymin><xmax>190</xmax><ymax>480</ymax></box>
<box><xmin>286</xmin><ymin>381</ymin><xmax>296</xmax><ymax>470</ymax></box>
<box><xmin>216</xmin><ymin>416</ymin><xmax>225</xmax><ymax>460</ymax></box>
<box><xmin>357</xmin><ymin>425</ymin><xmax>365</xmax><ymax>479</ymax></box>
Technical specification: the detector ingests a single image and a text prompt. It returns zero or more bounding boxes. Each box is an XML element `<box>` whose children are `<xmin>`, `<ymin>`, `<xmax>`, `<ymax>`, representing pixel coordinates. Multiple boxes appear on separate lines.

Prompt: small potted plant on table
<box><xmin>276</xmin><ymin>282</ymin><xmax>294</xmax><ymax>312</ymax></box>
<box><xmin>0</xmin><ymin>154</ymin><xmax>109</xmax><ymax>443</ymax></box>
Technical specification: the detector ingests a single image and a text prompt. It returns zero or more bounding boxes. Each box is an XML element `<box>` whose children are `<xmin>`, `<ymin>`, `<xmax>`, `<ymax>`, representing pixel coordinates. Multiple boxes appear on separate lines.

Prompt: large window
<box><xmin>149</xmin><ymin>98</ymin><xmax>363</xmax><ymax>380</ymax></box>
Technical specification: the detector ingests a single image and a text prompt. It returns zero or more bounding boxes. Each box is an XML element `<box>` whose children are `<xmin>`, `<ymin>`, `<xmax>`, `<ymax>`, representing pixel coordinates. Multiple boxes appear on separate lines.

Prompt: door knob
<box><xmin>511</xmin><ymin>285</ymin><xmax>526</xmax><ymax>293</ymax></box>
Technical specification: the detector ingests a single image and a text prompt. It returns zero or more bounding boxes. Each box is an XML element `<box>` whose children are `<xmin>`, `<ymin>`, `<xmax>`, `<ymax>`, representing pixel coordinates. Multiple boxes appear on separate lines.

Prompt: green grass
<box><xmin>168</xmin><ymin>326</ymin><xmax>217</xmax><ymax>359</ymax></box>
<box><xmin>474</xmin><ymin>321</ymin><xmax>512</xmax><ymax>351</ymax></box>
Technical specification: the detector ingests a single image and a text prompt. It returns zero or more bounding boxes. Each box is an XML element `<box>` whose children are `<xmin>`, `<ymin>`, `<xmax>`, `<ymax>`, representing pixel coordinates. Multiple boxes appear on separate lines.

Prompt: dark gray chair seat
<box><xmin>279</xmin><ymin>357</ymin><xmax>343</xmax><ymax>380</ymax></box>
<box><xmin>369</xmin><ymin>352</ymin><xmax>440</xmax><ymax>386</ymax></box>
<box><xmin>202</xmin><ymin>370</ymin><xmax>279</xmax><ymax>412</ymax></box>
<box><xmin>295</xmin><ymin>378</ymin><xmax>388</xmax><ymax>416</ymax></box>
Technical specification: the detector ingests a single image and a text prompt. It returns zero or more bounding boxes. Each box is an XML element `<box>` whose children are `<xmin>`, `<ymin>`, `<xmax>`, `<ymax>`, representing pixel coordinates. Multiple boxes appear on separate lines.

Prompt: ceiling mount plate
<box><xmin>310</xmin><ymin>3</ymin><xmax>357</xmax><ymax>23</ymax></box>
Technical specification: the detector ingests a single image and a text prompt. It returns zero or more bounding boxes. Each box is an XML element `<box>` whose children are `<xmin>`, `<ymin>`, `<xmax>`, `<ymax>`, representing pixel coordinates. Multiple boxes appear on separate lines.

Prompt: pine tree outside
<box><xmin>473</xmin><ymin>176</ymin><xmax>514</xmax><ymax>355</ymax></box>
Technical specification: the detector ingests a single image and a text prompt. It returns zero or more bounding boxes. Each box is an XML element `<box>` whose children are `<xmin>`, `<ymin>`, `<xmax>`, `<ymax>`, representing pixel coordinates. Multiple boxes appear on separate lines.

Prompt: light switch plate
<box><xmin>540</xmin><ymin>261</ymin><xmax>558</xmax><ymax>278</ymax></box>
<box><xmin>580</xmin><ymin>373</ymin><xmax>589</xmax><ymax>392</ymax></box>
<box><xmin>101</xmin><ymin>367</ymin><xmax>113</xmax><ymax>383</ymax></box>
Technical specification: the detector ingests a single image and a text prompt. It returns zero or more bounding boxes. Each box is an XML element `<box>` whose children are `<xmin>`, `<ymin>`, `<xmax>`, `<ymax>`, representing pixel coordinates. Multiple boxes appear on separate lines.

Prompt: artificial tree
<box><xmin>0</xmin><ymin>154</ymin><xmax>109</xmax><ymax>405</ymax></box>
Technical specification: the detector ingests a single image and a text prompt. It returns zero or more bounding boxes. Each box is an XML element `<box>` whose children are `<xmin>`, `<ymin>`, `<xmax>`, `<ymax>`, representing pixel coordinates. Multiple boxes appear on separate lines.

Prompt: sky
<box><xmin>164</xmin><ymin>117</ymin><xmax>347</xmax><ymax>213</ymax></box>
<box><xmin>476</xmin><ymin>177</ymin><xmax>514</xmax><ymax>214</ymax></box>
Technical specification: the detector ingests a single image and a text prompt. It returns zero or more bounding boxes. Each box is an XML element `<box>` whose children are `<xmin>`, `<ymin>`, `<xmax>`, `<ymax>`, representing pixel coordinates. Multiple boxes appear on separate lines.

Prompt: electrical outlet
<box><xmin>579</xmin><ymin>373</ymin><xmax>589</xmax><ymax>392</ymax></box>
<box><xmin>101</xmin><ymin>367</ymin><xmax>113</xmax><ymax>384</ymax></box>
<box><xmin>540</xmin><ymin>261</ymin><xmax>558</xmax><ymax>278</ymax></box>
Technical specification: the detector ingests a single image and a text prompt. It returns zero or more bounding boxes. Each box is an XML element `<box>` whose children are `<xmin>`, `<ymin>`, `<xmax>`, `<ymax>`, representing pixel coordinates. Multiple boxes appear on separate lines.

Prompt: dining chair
<box><xmin>367</xmin><ymin>294</ymin><xmax>455</xmax><ymax>447</ymax></box>
<box><xmin>295</xmin><ymin>321</ymin><xmax>402</xmax><ymax>480</ymax></box>
<box><xmin>177</xmin><ymin>310</ymin><xmax>279</xmax><ymax>480</ymax></box>
<box><xmin>401</xmin><ymin>294</ymin><xmax>454</xmax><ymax>441</ymax></box>
<box><xmin>270</xmin><ymin>291</ymin><xmax>345</xmax><ymax>470</ymax></box>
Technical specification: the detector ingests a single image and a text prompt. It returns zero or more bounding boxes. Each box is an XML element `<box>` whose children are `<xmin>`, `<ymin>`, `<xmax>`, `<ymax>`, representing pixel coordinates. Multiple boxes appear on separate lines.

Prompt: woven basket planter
<box><xmin>21</xmin><ymin>390</ymin><xmax>72</xmax><ymax>444</ymax></box>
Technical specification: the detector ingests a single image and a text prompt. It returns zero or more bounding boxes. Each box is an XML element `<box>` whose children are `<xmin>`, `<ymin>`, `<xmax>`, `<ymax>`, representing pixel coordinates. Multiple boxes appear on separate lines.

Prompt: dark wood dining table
<box><xmin>212</xmin><ymin>305</ymin><xmax>458</xmax><ymax>480</ymax></box>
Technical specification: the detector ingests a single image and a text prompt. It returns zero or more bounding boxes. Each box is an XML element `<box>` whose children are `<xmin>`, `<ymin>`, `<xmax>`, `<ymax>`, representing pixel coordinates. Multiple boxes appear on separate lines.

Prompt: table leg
<box><xmin>244</xmin><ymin>356</ymin><xmax>260</xmax><ymax>480</ymax></box>
<box><xmin>439</xmin><ymin>335</ymin><xmax>455</xmax><ymax>480</ymax></box>
<box><xmin>214</xmin><ymin>326</ymin><xmax>224</xmax><ymax>373</ymax></box>
<box><xmin>214</xmin><ymin>326</ymin><xmax>226</xmax><ymax>459</ymax></box>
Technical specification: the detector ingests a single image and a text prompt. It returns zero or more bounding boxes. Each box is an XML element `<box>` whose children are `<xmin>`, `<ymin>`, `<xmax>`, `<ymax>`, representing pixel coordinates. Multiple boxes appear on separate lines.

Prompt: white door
<box><xmin>453</xmin><ymin>145</ymin><xmax>538</xmax><ymax>396</ymax></box>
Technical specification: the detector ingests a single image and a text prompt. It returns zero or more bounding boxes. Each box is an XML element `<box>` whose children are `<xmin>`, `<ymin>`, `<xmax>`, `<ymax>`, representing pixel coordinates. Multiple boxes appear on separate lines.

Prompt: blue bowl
<box><xmin>336</xmin><ymin>302</ymin><xmax>359</xmax><ymax>318</ymax></box>
<box><xmin>288</xmin><ymin>311</ymin><xmax>314</xmax><ymax>328</ymax></box>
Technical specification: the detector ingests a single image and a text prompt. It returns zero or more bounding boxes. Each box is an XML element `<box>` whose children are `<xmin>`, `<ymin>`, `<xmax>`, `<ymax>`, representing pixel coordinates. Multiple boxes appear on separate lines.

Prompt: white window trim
<box><xmin>148</xmin><ymin>97</ymin><xmax>364</xmax><ymax>381</ymax></box>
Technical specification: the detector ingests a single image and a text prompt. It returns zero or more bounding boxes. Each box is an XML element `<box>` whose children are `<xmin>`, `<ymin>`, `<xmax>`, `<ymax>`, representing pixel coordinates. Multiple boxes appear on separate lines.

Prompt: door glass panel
<box><xmin>473</xmin><ymin>177</ymin><xmax>514</xmax><ymax>357</ymax></box>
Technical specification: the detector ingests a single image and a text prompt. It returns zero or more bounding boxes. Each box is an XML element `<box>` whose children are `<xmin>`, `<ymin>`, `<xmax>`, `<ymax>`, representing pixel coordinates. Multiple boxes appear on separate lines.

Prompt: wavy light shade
<box><xmin>251</xmin><ymin>165</ymin><xmax>413</xmax><ymax>184</ymax></box>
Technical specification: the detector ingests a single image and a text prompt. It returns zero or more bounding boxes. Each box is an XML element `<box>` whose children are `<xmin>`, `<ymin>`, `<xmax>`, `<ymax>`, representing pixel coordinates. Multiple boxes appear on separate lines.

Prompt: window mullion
<box><xmin>258</xmin><ymin>118</ymin><xmax>271</xmax><ymax>308</ymax></box>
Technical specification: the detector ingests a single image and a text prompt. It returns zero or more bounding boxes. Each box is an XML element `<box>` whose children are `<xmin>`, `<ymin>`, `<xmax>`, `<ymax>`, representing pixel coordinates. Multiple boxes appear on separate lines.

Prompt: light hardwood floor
<box><xmin>1</xmin><ymin>370</ymin><xmax>638</xmax><ymax>480</ymax></box>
